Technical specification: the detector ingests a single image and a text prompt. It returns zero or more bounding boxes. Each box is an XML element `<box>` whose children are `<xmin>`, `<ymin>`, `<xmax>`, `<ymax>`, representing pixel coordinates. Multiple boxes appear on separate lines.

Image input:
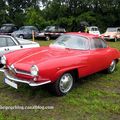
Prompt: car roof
<box><xmin>87</xmin><ymin>26</ymin><xmax>98</xmax><ymax>28</ymax></box>
<box><xmin>107</xmin><ymin>27</ymin><xmax>120</xmax><ymax>29</ymax></box>
<box><xmin>0</xmin><ymin>35</ymin><xmax>12</xmax><ymax>38</ymax></box>
<box><xmin>20</xmin><ymin>26</ymin><xmax>36</xmax><ymax>28</ymax></box>
<box><xmin>2</xmin><ymin>24</ymin><xmax>16</xmax><ymax>26</ymax></box>
<box><xmin>65</xmin><ymin>32</ymin><xmax>99</xmax><ymax>39</ymax></box>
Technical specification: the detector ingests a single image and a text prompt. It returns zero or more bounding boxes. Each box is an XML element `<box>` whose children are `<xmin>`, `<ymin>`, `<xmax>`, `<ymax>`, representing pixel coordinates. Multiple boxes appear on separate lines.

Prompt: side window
<box><xmin>6</xmin><ymin>38</ymin><xmax>16</xmax><ymax>46</ymax></box>
<box><xmin>13</xmin><ymin>27</ymin><xmax>17</xmax><ymax>31</ymax></box>
<box><xmin>100</xmin><ymin>39</ymin><xmax>107</xmax><ymax>48</ymax></box>
<box><xmin>49</xmin><ymin>27</ymin><xmax>55</xmax><ymax>32</ymax></box>
<box><xmin>0</xmin><ymin>38</ymin><xmax>7</xmax><ymax>47</ymax></box>
<box><xmin>91</xmin><ymin>38</ymin><xmax>107</xmax><ymax>49</ymax></box>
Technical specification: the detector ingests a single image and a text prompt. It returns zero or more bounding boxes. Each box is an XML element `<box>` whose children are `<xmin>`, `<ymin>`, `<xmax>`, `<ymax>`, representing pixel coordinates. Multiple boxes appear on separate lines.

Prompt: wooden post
<box><xmin>32</xmin><ymin>30</ymin><xmax>35</xmax><ymax>41</ymax></box>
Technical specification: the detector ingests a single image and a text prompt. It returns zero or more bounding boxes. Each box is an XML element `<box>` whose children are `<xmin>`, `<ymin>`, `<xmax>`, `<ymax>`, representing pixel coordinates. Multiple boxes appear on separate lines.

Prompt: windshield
<box><xmin>106</xmin><ymin>28</ymin><xmax>117</xmax><ymax>32</ymax></box>
<box><xmin>50</xmin><ymin>34</ymin><xmax>89</xmax><ymax>50</ymax></box>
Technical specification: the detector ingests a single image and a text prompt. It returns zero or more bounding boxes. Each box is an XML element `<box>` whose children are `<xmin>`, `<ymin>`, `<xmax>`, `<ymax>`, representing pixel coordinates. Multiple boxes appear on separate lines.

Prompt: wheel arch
<box><xmin>54</xmin><ymin>68</ymin><xmax>79</xmax><ymax>82</ymax></box>
<box><xmin>115</xmin><ymin>58</ymin><xmax>119</xmax><ymax>64</ymax></box>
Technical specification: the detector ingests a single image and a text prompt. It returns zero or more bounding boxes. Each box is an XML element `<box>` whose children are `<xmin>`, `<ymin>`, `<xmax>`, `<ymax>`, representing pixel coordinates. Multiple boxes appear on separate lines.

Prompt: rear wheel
<box><xmin>19</xmin><ymin>35</ymin><xmax>24</xmax><ymax>39</ymax></box>
<box><xmin>52</xmin><ymin>73</ymin><xmax>74</xmax><ymax>96</ymax></box>
<box><xmin>106</xmin><ymin>60</ymin><xmax>116</xmax><ymax>73</ymax></box>
<box><xmin>45</xmin><ymin>36</ymin><xmax>50</xmax><ymax>41</ymax></box>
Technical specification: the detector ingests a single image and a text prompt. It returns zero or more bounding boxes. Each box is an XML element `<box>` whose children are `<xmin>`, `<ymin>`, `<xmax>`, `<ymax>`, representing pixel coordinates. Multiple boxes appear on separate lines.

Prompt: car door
<box><xmin>0</xmin><ymin>37</ymin><xmax>19</xmax><ymax>56</ymax></box>
<box><xmin>24</xmin><ymin>29</ymin><xmax>32</xmax><ymax>38</ymax></box>
<box><xmin>6</xmin><ymin>37</ymin><xmax>21</xmax><ymax>52</ymax></box>
<box><xmin>88</xmin><ymin>38</ymin><xmax>110</xmax><ymax>74</ymax></box>
<box><xmin>0</xmin><ymin>37</ymin><xmax>8</xmax><ymax>56</ymax></box>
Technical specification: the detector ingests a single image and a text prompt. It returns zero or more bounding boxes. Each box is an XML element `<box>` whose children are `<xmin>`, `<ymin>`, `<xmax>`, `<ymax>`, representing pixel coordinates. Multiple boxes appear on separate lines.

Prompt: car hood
<box><xmin>6</xmin><ymin>46</ymin><xmax>88</xmax><ymax>71</ymax></box>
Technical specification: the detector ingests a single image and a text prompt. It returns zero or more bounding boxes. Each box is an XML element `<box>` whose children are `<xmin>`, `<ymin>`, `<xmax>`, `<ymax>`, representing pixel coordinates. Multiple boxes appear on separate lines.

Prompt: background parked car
<box><xmin>0</xmin><ymin>23</ymin><xmax>18</xmax><ymax>35</ymax></box>
<box><xmin>102</xmin><ymin>27</ymin><xmax>120</xmax><ymax>42</ymax></box>
<box><xmin>0</xmin><ymin>35</ymin><xmax>40</xmax><ymax>68</ymax></box>
<box><xmin>38</xmin><ymin>26</ymin><xmax>66</xmax><ymax>40</ymax></box>
<box><xmin>87</xmin><ymin>26</ymin><xmax>100</xmax><ymax>35</ymax></box>
<box><xmin>11</xmin><ymin>26</ymin><xmax>39</xmax><ymax>39</ymax></box>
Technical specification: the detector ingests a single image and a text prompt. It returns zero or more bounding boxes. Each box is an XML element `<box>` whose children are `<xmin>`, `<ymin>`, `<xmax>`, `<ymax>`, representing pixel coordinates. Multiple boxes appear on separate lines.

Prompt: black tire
<box><xmin>52</xmin><ymin>73</ymin><xmax>74</xmax><ymax>96</ymax></box>
<box><xmin>19</xmin><ymin>35</ymin><xmax>24</xmax><ymax>39</ymax></box>
<box><xmin>45</xmin><ymin>36</ymin><xmax>50</xmax><ymax>41</ymax></box>
<box><xmin>105</xmin><ymin>60</ymin><xmax>116</xmax><ymax>73</ymax></box>
<box><xmin>0</xmin><ymin>64</ymin><xmax>4</xmax><ymax>68</ymax></box>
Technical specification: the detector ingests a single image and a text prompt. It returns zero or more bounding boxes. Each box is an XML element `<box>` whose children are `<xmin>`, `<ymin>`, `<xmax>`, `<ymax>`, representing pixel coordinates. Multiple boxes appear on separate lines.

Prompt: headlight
<box><xmin>1</xmin><ymin>56</ymin><xmax>6</xmax><ymax>65</ymax></box>
<box><xmin>30</xmin><ymin>65</ymin><xmax>39</xmax><ymax>76</ymax></box>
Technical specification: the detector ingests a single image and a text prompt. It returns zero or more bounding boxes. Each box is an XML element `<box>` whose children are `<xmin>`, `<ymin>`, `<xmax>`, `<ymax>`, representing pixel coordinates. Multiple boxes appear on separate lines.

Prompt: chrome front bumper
<box><xmin>0</xmin><ymin>69</ymin><xmax>51</xmax><ymax>87</ymax></box>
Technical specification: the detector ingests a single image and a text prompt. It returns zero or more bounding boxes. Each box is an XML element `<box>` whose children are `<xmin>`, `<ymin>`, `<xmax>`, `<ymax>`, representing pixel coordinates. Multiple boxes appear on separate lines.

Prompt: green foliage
<box><xmin>0</xmin><ymin>0</ymin><xmax>120</xmax><ymax>31</ymax></box>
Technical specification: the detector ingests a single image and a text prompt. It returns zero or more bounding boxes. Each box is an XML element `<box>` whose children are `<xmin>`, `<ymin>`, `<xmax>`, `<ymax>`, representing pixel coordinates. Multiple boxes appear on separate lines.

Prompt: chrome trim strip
<box><xmin>1</xmin><ymin>69</ymin><xmax>51</xmax><ymax>87</ymax></box>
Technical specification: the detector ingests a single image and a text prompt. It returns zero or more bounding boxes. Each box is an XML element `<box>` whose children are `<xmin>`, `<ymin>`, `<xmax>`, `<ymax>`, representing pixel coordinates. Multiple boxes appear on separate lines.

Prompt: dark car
<box><xmin>11</xmin><ymin>26</ymin><xmax>39</xmax><ymax>39</ymax></box>
<box><xmin>0</xmin><ymin>24</ymin><xmax>17</xmax><ymax>35</ymax></box>
<box><xmin>38</xmin><ymin>26</ymin><xmax>66</xmax><ymax>40</ymax></box>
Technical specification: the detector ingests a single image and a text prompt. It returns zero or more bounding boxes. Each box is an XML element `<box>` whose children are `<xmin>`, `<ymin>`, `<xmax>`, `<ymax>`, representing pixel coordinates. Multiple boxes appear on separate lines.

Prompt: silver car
<box><xmin>11</xmin><ymin>26</ymin><xmax>39</xmax><ymax>39</ymax></box>
<box><xmin>0</xmin><ymin>35</ymin><xmax>40</xmax><ymax>67</ymax></box>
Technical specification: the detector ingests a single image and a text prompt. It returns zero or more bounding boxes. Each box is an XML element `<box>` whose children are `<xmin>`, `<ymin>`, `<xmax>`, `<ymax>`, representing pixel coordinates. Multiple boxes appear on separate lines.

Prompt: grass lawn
<box><xmin>0</xmin><ymin>39</ymin><xmax>120</xmax><ymax>120</ymax></box>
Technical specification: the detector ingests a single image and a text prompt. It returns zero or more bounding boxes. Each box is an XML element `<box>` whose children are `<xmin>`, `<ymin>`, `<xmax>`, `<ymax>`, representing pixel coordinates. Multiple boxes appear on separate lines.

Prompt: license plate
<box><xmin>4</xmin><ymin>78</ymin><xmax>18</xmax><ymax>89</ymax></box>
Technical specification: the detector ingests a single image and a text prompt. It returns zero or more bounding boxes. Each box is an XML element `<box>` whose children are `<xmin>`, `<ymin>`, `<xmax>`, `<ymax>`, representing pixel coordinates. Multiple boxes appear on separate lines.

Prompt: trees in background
<box><xmin>0</xmin><ymin>0</ymin><xmax>120</xmax><ymax>32</ymax></box>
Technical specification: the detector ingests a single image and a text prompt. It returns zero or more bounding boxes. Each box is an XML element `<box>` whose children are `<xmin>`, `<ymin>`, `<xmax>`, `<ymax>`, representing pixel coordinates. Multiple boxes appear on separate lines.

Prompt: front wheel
<box><xmin>19</xmin><ymin>35</ymin><xmax>24</xmax><ymax>39</ymax></box>
<box><xmin>45</xmin><ymin>36</ymin><xmax>50</xmax><ymax>41</ymax></box>
<box><xmin>106</xmin><ymin>60</ymin><xmax>116</xmax><ymax>73</ymax></box>
<box><xmin>52</xmin><ymin>73</ymin><xmax>74</xmax><ymax>96</ymax></box>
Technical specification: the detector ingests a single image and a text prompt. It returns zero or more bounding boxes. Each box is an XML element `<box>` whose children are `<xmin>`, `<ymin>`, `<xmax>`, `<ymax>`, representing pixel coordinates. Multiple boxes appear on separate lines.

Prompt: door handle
<box><xmin>5</xmin><ymin>48</ymin><xmax>9</xmax><ymax>51</ymax></box>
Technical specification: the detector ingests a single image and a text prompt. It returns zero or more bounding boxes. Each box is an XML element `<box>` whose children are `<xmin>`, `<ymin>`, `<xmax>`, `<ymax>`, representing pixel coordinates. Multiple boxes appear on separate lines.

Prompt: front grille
<box><xmin>8</xmin><ymin>65</ymin><xmax>31</xmax><ymax>76</ymax></box>
<box><xmin>16</xmin><ymin>69</ymin><xmax>31</xmax><ymax>76</ymax></box>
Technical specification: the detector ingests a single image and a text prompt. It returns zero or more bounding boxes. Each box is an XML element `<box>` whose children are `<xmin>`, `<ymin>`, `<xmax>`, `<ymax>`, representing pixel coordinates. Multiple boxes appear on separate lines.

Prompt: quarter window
<box><xmin>91</xmin><ymin>38</ymin><xmax>107</xmax><ymax>49</ymax></box>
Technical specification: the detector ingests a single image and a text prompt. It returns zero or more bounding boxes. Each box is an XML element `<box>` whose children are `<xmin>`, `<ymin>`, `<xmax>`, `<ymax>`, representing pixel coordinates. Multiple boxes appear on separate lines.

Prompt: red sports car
<box><xmin>0</xmin><ymin>32</ymin><xmax>120</xmax><ymax>96</ymax></box>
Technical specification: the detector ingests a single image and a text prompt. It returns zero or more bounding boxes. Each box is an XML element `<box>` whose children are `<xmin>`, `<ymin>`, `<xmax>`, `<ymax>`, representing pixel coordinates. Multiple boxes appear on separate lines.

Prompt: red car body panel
<box><xmin>3</xmin><ymin>33</ymin><xmax>120</xmax><ymax>84</ymax></box>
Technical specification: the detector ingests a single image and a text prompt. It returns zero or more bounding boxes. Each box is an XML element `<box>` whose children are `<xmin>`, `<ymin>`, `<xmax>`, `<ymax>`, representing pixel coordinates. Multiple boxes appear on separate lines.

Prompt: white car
<box><xmin>0</xmin><ymin>35</ymin><xmax>40</xmax><ymax>67</ymax></box>
<box><xmin>102</xmin><ymin>27</ymin><xmax>120</xmax><ymax>42</ymax></box>
<box><xmin>87</xmin><ymin>26</ymin><xmax>100</xmax><ymax>35</ymax></box>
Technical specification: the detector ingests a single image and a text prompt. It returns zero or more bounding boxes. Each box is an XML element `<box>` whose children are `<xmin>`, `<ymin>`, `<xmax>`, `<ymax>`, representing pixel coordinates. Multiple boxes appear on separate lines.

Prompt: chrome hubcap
<box><xmin>19</xmin><ymin>35</ymin><xmax>23</xmax><ymax>39</ymax></box>
<box><xmin>46</xmin><ymin>36</ymin><xmax>50</xmax><ymax>41</ymax></box>
<box><xmin>109</xmin><ymin>60</ymin><xmax>115</xmax><ymax>72</ymax></box>
<box><xmin>59</xmin><ymin>73</ymin><xmax>73</xmax><ymax>93</ymax></box>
